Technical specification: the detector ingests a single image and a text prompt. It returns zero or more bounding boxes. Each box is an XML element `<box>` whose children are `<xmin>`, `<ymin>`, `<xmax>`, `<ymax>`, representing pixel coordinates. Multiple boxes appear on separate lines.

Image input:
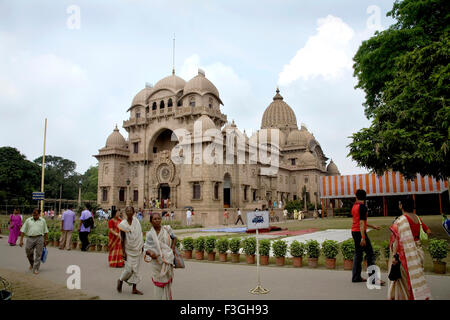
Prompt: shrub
<box><xmin>101</xmin><ymin>235</ymin><xmax>109</xmax><ymax>246</ymax></box>
<box><xmin>372</xmin><ymin>245</ymin><xmax>382</xmax><ymax>261</ymax></box>
<box><xmin>272</xmin><ymin>239</ymin><xmax>288</xmax><ymax>258</ymax></box>
<box><xmin>322</xmin><ymin>240</ymin><xmax>339</xmax><ymax>259</ymax></box>
<box><xmin>243</xmin><ymin>237</ymin><xmax>257</xmax><ymax>256</ymax></box>
<box><xmin>54</xmin><ymin>231</ymin><xmax>61</xmax><ymax>242</ymax></box>
<box><xmin>428</xmin><ymin>239</ymin><xmax>448</xmax><ymax>262</ymax></box>
<box><xmin>289</xmin><ymin>240</ymin><xmax>306</xmax><ymax>257</ymax></box>
<box><xmin>205</xmin><ymin>236</ymin><xmax>217</xmax><ymax>253</ymax></box>
<box><xmin>229</xmin><ymin>238</ymin><xmax>241</xmax><ymax>254</ymax></box>
<box><xmin>216</xmin><ymin>238</ymin><xmax>229</xmax><ymax>254</ymax></box>
<box><xmin>89</xmin><ymin>234</ymin><xmax>99</xmax><ymax>245</ymax></box>
<box><xmin>47</xmin><ymin>231</ymin><xmax>54</xmax><ymax>241</ymax></box>
<box><xmin>381</xmin><ymin>240</ymin><xmax>390</xmax><ymax>259</ymax></box>
<box><xmin>259</xmin><ymin>239</ymin><xmax>271</xmax><ymax>256</ymax></box>
<box><xmin>71</xmin><ymin>233</ymin><xmax>79</xmax><ymax>243</ymax></box>
<box><xmin>340</xmin><ymin>239</ymin><xmax>355</xmax><ymax>260</ymax></box>
<box><xmin>306</xmin><ymin>240</ymin><xmax>320</xmax><ymax>258</ymax></box>
<box><xmin>193</xmin><ymin>237</ymin><xmax>205</xmax><ymax>252</ymax></box>
<box><xmin>182</xmin><ymin>237</ymin><xmax>194</xmax><ymax>251</ymax></box>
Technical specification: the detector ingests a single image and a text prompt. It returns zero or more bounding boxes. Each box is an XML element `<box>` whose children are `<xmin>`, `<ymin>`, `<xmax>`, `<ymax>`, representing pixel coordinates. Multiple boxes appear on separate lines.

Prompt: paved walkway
<box><xmin>1</xmin><ymin>237</ymin><xmax>449</xmax><ymax>300</ymax></box>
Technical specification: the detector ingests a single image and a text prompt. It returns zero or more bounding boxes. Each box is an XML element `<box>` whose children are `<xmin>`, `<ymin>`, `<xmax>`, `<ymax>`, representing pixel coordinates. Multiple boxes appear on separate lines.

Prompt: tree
<box><xmin>349</xmin><ymin>0</ymin><xmax>449</xmax><ymax>180</ymax></box>
<box><xmin>0</xmin><ymin>147</ymin><xmax>40</xmax><ymax>205</ymax></box>
<box><xmin>81</xmin><ymin>165</ymin><xmax>98</xmax><ymax>201</ymax></box>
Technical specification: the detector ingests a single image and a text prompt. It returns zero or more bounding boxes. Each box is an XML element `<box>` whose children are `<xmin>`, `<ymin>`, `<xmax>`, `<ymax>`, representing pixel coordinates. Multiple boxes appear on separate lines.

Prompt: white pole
<box><xmin>256</xmin><ymin>228</ymin><xmax>260</xmax><ymax>286</ymax></box>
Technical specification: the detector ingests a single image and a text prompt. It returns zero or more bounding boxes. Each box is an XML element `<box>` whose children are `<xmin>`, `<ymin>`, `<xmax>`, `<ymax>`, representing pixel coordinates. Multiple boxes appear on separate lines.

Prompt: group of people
<box><xmin>351</xmin><ymin>189</ymin><xmax>432</xmax><ymax>300</ymax></box>
<box><xmin>148</xmin><ymin>198</ymin><xmax>170</xmax><ymax>209</ymax></box>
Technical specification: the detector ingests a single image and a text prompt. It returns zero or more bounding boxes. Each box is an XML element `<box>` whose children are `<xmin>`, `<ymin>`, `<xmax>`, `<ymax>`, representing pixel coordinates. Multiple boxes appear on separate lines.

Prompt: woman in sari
<box><xmin>144</xmin><ymin>212</ymin><xmax>177</xmax><ymax>300</ymax></box>
<box><xmin>8</xmin><ymin>209</ymin><xmax>22</xmax><ymax>246</ymax></box>
<box><xmin>388</xmin><ymin>198</ymin><xmax>432</xmax><ymax>300</ymax></box>
<box><xmin>108</xmin><ymin>209</ymin><xmax>124</xmax><ymax>268</ymax></box>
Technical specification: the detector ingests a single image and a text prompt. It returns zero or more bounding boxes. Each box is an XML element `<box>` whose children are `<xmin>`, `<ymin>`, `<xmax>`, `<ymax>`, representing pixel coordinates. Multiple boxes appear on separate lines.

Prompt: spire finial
<box><xmin>172</xmin><ymin>33</ymin><xmax>176</xmax><ymax>75</ymax></box>
<box><xmin>276</xmin><ymin>86</ymin><xmax>280</xmax><ymax>94</ymax></box>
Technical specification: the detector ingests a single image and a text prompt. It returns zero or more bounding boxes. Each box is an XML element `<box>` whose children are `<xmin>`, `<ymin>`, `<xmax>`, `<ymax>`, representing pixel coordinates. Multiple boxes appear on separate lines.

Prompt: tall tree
<box><xmin>81</xmin><ymin>165</ymin><xmax>98</xmax><ymax>201</ymax></box>
<box><xmin>0</xmin><ymin>147</ymin><xmax>40</xmax><ymax>204</ymax></box>
<box><xmin>349</xmin><ymin>0</ymin><xmax>449</xmax><ymax>180</ymax></box>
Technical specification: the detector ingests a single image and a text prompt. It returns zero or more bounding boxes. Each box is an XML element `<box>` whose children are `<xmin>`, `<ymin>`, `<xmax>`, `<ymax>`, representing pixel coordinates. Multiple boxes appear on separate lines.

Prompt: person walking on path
<box><xmin>8</xmin><ymin>209</ymin><xmax>22</xmax><ymax>246</ymax></box>
<box><xmin>79</xmin><ymin>204</ymin><xmax>93</xmax><ymax>251</ymax></box>
<box><xmin>388</xmin><ymin>198</ymin><xmax>432</xmax><ymax>300</ymax></box>
<box><xmin>59</xmin><ymin>204</ymin><xmax>75</xmax><ymax>250</ymax></box>
<box><xmin>223</xmin><ymin>209</ymin><xmax>229</xmax><ymax>225</ymax></box>
<box><xmin>108</xmin><ymin>208</ymin><xmax>124</xmax><ymax>268</ymax></box>
<box><xmin>186</xmin><ymin>208</ymin><xmax>192</xmax><ymax>226</ymax></box>
<box><xmin>235</xmin><ymin>208</ymin><xmax>244</xmax><ymax>225</ymax></box>
<box><xmin>144</xmin><ymin>212</ymin><xmax>176</xmax><ymax>300</ymax></box>
<box><xmin>117</xmin><ymin>206</ymin><xmax>144</xmax><ymax>295</ymax></box>
<box><xmin>351</xmin><ymin>189</ymin><xmax>384</xmax><ymax>285</ymax></box>
<box><xmin>19</xmin><ymin>209</ymin><xmax>48</xmax><ymax>275</ymax></box>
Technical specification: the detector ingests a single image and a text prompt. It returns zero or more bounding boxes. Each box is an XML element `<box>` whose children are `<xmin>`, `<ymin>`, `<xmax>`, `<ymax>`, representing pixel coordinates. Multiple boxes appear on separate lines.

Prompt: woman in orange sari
<box><xmin>108</xmin><ymin>209</ymin><xmax>124</xmax><ymax>268</ymax></box>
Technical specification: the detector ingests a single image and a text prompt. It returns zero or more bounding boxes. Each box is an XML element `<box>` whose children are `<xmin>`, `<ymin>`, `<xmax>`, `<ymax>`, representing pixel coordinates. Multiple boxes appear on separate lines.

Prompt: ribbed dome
<box><xmin>106</xmin><ymin>125</ymin><xmax>127</xmax><ymax>148</ymax></box>
<box><xmin>182</xmin><ymin>69</ymin><xmax>223</xmax><ymax>104</ymax></box>
<box><xmin>299</xmin><ymin>151</ymin><xmax>317</xmax><ymax>167</ymax></box>
<box><xmin>287</xmin><ymin>129</ymin><xmax>308</xmax><ymax>146</ymax></box>
<box><xmin>261</xmin><ymin>89</ymin><xmax>298</xmax><ymax>130</ymax></box>
<box><xmin>194</xmin><ymin>114</ymin><xmax>217</xmax><ymax>134</ymax></box>
<box><xmin>152</xmin><ymin>73</ymin><xmax>186</xmax><ymax>94</ymax></box>
<box><xmin>131</xmin><ymin>87</ymin><xmax>153</xmax><ymax>107</ymax></box>
<box><xmin>327</xmin><ymin>159</ymin><xmax>340</xmax><ymax>175</ymax></box>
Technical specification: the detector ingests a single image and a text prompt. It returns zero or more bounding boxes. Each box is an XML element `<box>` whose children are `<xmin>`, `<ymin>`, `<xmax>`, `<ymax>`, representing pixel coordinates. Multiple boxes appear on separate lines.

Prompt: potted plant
<box><xmin>101</xmin><ymin>235</ymin><xmax>109</xmax><ymax>252</ymax></box>
<box><xmin>259</xmin><ymin>239</ymin><xmax>271</xmax><ymax>265</ymax></box>
<box><xmin>71</xmin><ymin>232</ymin><xmax>79</xmax><ymax>250</ymax></box>
<box><xmin>47</xmin><ymin>232</ymin><xmax>54</xmax><ymax>247</ymax></box>
<box><xmin>182</xmin><ymin>237</ymin><xmax>194</xmax><ymax>259</ymax></box>
<box><xmin>54</xmin><ymin>231</ymin><xmax>61</xmax><ymax>248</ymax></box>
<box><xmin>382</xmin><ymin>240</ymin><xmax>390</xmax><ymax>266</ymax></box>
<box><xmin>89</xmin><ymin>234</ymin><xmax>98</xmax><ymax>251</ymax></box>
<box><xmin>229</xmin><ymin>238</ymin><xmax>241</xmax><ymax>263</ymax></box>
<box><xmin>428</xmin><ymin>239</ymin><xmax>448</xmax><ymax>274</ymax></box>
<box><xmin>242</xmin><ymin>237</ymin><xmax>256</xmax><ymax>264</ymax></box>
<box><xmin>96</xmin><ymin>235</ymin><xmax>104</xmax><ymax>251</ymax></box>
<box><xmin>322</xmin><ymin>240</ymin><xmax>339</xmax><ymax>269</ymax></box>
<box><xmin>289</xmin><ymin>240</ymin><xmax>305</xmax><ymax>267</ymax></box>
<box><xmin>340</xmin><ymin>239</ymin><xmax>355</xmax><ymax>270</ymax></box>
<box><xmin>272</xmin><ymin>239</ymin><xmax>288</xmax><ymax>266</ymax></box>
<box><xmin>205</xmin><ymin>236</ymin><xmax>217</xmax><ymax>261</ymax></box>
<box><xmin>216</xmin><ymin>238</ymin><xmax>229</xmax><ymax>262</ymax></box>
<box><xmin>306</xmin><ymin>239</ymin><xmax>320</xmax><ymax>268</ymax></box>
<box><xmin>193</xmin><ymin>237</ymin><xmax>205</xmax><ymax>260</ymax></box>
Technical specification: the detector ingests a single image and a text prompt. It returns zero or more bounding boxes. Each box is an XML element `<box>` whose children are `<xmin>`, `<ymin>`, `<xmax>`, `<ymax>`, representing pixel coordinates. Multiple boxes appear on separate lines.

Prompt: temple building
<box><xmin>94</xmin><ymin>69</ymin><xmax>340</xmax><ymax>225</ymax></box>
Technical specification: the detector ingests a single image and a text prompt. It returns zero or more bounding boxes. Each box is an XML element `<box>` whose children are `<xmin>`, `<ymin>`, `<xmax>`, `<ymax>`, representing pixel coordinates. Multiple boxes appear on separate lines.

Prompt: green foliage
<box><xmin>350</xmin><ymin>0</ymin><xmax>450</xmax><ymax>179</ymax></box>
<box><xmin>284</xmin><ymin>200</ymin><xmax>302</xmax><ymax>213</ymax></box>
<box><xmin>100</xmin><ymin>235</ymin><xmax>109</xmax><ymax>246</ymax></box>
<box><xmin>243</xmin><ymin>237</ymin><xmax>257</xmax><ymax>256</ymax></box>
<box><xmin>372</xmin><ymin>244</ymin><xmax>382</xmax><ymax>261</ymax></box>
<box><xmin>259</xmin><ymin>239</ymin><xmax>271</xmax><ymax>256</ymax></box>
<box><xmin>47</xmin><ymin>231</ymin><xmax>55</xmax><ymax>241</ymax></box>
<box><xmin>382</xmin><ymin>240</ymin><xmax>391</xmax><ymax>259</ymax></box>
<box><xmin>205</xmin><ymin>236</ymin><xmax>217</xmax><ymax>253</ymax></box>
<box><xmin>272</xmin><ymin>239</ymin><xmax>288</xmax><ymax>257</ymax></box>
<box><xmin>428</xmin><ymin>239</ymin><xmax>448</xmax><ymax>261</ymax></box>
<box><xmin>89</xmin><ymin>234</ymin><xmax>99</xmax><ymax>245</ymax></box>
<box><xmin>340</xmin><ymin>239</ymin><xmax>355</xmax><ymax>260</ymax></box>
<box><xmin>229</xmin><ymin>238</ymin><xmax>241</xmax><ymax>254</ymax></box>
<box><xmin>193</xmin><ymin>236</ymin><xmax>205</xmax><ymax>252</ymax></box>
<box><xmin>71</xmin><ymin>232</ymin><xmax>79</xmax><ymax>242</ymax></box>
<box><xmin>216</xmin><ymin>238</ymin><xmax>229</xmax><ymax>254</ymax></box>
<box><xmin>289</xmin><ymin>240</ymin><xmax>306</xmax><ymax>257</ymax></box>
<box><xmin>306</xmin><ymin>240</ymin><xmax>321</xmax><ymax>258</ymax></box>
<box><xmin>182</xmin><ymin>237</ymin><xmax>194</xmax><ymax>251</ymax></box>
<box><xmin>54</xmin><ymin>231</ymin><xmax>61</xmax><ymax>242</ymax></box>
<box><xmin>322</xmin><ymin>240</ymin><xmax>339</xmax><ymax>259</ymax></box>
<box><xmin>175</xmin><ymin>240</ymin><xmax>181</xmax><ymax>250</ymax></box>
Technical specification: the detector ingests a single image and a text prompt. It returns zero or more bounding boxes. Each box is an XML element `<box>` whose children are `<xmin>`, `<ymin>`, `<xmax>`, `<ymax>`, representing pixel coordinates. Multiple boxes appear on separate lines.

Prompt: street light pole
<box><xmin>78</xmin><ymin>179</ymin><xmax>82</xmax><ymax>208</ymax></box>
<box><xmin>59</xmin><ymin>185</ymin><xmax>62</xmax><ymax>215</ymax></box>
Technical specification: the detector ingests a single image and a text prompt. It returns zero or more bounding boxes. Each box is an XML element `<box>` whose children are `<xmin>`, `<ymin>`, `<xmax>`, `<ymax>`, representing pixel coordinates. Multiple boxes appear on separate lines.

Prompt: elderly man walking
<box><xmin>117</xmin><ymin>206</ymin><xmax>144</xmax><ymax>295</ymax></box>
<box><xmin>59</xmin><ymin>204</ymin><xmax>76</xmax><ymax>250</ymax></box>
<box><xmin>19</xmin><ymin>209</ymin><xmax>49</xmax><ymax>275</ymax></box>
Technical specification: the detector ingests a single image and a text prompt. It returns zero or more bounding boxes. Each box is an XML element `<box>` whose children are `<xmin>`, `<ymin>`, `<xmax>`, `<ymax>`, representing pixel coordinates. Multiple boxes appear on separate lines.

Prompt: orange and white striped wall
<box><xmin>320</xmin><ymin>172</ymin><xmax>448</xmax><ymax>199</ymax></box>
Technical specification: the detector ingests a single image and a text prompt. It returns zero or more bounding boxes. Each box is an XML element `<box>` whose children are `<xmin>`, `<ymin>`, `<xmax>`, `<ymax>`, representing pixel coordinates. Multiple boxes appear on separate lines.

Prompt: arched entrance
<box><xmin>158</xmin><ymin>183</ymin><xmax>170</xmax><ymax>208</ymax></box>
<box><xmin>224</xmin><ymin>173</ymin><xmax>231</xmax><ymax>208</ymax></box>
<box><xmin>150</xmin><ymin>128</ymin><xmax>178</xmax><ymax>154</ymax></box>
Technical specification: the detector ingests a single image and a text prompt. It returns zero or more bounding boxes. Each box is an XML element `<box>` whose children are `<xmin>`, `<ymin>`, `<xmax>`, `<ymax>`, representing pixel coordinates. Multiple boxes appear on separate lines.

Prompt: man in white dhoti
<box><xmin>117</xmin><ymin>206</ymin><xmax>144</xmax><ymax>295</ymax></box>
<box><xmin>144</xmin><ymin>212</ymin><xmax>177</xmax><ymax>300</ymax></box>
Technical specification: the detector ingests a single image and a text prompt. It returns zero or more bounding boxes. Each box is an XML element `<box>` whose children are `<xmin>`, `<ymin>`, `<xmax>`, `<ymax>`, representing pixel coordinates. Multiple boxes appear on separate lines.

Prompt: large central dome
<box><xmin>153</xmin><ymin>72</ymin><xmax>186</xmax><ymax>94</ymax></box>
<box><xmin>261</xmin><ymin>89</ymin><xmax>298</xmax><ymax>130</ymax></box>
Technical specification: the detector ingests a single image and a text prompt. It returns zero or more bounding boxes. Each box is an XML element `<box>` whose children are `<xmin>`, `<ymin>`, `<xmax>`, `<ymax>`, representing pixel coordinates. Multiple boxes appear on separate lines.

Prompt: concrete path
<box><xmin>1</xmin><ymin>237</ymin><xmax>449</xmax><ymax>300</ymax></box>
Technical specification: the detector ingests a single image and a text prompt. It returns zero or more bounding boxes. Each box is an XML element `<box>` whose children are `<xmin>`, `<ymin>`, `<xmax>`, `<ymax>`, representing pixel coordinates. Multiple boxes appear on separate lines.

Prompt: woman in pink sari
<box><xmin>8</xmin><ymin>209</ymin><xmax>23</xmax><ymax>246</ymax></box>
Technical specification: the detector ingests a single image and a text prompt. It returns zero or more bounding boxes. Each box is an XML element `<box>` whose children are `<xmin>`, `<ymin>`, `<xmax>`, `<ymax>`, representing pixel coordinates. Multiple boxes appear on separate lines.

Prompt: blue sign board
<box><xmin>32</xmin><ymin>192</ymin><xmax>45</xmax><ymax>200</ymax></box>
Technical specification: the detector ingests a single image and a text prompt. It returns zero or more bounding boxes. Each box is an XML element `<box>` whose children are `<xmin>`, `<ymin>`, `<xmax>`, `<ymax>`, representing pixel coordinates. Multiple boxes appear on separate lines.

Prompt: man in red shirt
<box><xmin>351</xmin><ymin>189</ymin><xmax>383</xmax><ymax>284</ymax></box>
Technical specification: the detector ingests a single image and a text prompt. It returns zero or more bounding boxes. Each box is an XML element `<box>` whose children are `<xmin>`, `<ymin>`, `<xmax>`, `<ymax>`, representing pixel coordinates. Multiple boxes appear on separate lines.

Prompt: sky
<box><xmin>0</xmin><ymin>0</ymin><xmax>396</xmax><ymax>175</ymax></box>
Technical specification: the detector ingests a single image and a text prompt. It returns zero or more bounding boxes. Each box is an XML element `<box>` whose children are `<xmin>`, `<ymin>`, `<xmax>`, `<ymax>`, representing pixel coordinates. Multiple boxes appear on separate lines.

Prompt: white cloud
<box><xmin>278</xmin><ymin>15</ymin><xmax>355</xmax><ymax>85</ymax></box>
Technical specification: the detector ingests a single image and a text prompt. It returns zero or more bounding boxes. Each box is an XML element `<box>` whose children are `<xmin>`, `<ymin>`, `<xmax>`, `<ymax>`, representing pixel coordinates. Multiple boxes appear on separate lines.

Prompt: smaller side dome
<box><xmin>253</xmin><ymin>128</ymin><xmax>285</xmax><ymax>147</ymax></box>
<box><xmin>194</xmin><ymin>114</ymin><xmax>217</xmax><ymax>135</ymax></box>
<box><xmin>287</xmin><ymin>129</ymin><xmax>308</xmax><ymax>146</ymax></box>
<box><xmin>327</xmin><ymin>159</ymin><xmax>340</xmax><ymax>175</ymax></box>
<box><xmin>181</xmin><ymin>69</ymin><xmax>223</xmax><ymax>105</ymax></box>
<box><xmin>106</xmin><ymin>125</ymin><xmax>127</xmax><ymax>148</ymax></box>
<box><xmin>130</xmin><ymin>87</ymin><xmax>153</xmax><ymax>109</ymax></box>
<box><xmin>299</xmin><ymin>151</ymin><xmax>317</xmax><ymax>167</ymax></box>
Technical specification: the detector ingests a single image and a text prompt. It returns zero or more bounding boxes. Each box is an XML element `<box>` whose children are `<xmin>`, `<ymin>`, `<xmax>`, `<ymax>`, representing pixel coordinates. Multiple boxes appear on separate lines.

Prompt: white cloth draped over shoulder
<box><xmin>118</xmin><ymin>217</ymin><xmax>143</xmax><ymax>256</ymax></box>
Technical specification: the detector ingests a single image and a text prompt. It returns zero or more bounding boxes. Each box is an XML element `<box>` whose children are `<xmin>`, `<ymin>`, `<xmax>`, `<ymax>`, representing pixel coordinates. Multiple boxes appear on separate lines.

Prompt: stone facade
<box><xmin>94</xmin><ymin>69</ymin><xmax>340</xmax><ymax>226</ymax></box>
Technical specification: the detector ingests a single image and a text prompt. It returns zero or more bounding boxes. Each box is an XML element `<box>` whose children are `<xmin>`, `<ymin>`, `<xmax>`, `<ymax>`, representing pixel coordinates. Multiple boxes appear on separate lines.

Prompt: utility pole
<box><xmin>40</xmin><ymin>118</ymin><xmax>47</xmax><ymax>214</ymax></box>
<box><xmin>59</xmin><ymin>185</ymin><xmax>62</xmax><ymax>215</ymax></box>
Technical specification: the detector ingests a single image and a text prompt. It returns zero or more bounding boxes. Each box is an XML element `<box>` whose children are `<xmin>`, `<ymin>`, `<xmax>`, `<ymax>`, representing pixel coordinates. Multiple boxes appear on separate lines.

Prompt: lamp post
<box><xmin>126</xmin><ymin>179</ymin><xmax>130</xmax><ymax>206</ymax></box>
<box><xmin>78</xmin><ymin>179</ymin><xmax>82</xmax><ymax>209</ymax></box>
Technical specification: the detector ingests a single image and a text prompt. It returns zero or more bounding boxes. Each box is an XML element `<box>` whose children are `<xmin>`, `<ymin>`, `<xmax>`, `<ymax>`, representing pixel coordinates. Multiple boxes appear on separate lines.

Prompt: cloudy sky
<box><xmin>0</xmin><ymin>0</ymin><xmax>395</xmax><ymax>175</ymax></box>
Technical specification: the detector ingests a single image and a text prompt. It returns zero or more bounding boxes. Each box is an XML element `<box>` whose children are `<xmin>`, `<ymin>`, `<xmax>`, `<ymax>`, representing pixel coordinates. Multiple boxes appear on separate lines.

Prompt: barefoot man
<box><xmin>19</xmin><ymin>209</ymin><xmax>48</xmax><ymax>275</ymax></box>
<box><xmin>117</xmin><ymin>206</ymin><xmax>144</xmax><ymax>295</ymax></box>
